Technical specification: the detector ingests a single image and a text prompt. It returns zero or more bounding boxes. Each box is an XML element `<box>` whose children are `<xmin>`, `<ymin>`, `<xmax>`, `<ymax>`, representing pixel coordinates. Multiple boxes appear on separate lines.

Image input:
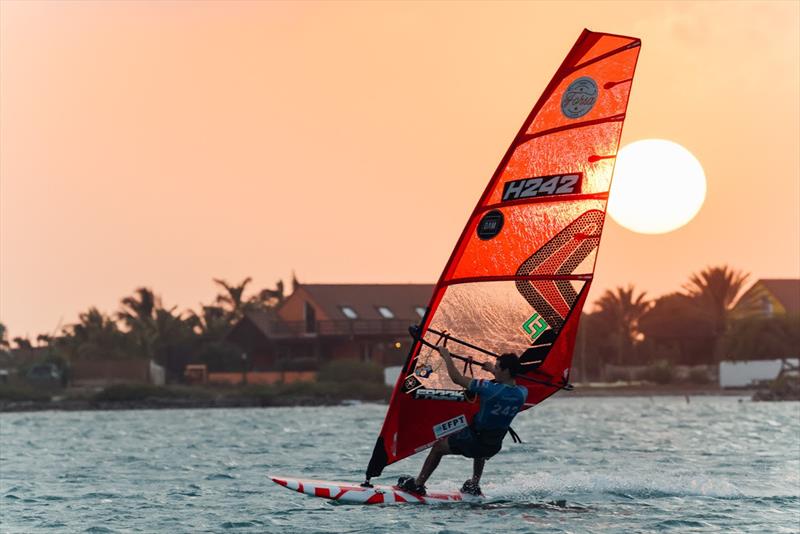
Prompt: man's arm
<box><xmin>437</xmin><ymin>346</ymin><xmax>472</xmax><ymax>389</ymax></box>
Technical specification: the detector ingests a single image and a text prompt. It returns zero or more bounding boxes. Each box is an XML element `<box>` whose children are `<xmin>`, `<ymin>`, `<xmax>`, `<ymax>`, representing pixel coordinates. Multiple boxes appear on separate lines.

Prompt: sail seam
<box><xmin>478</xmin><ymin>192</ymin><xmax>609</xmax><ymax>213</ymax></box>
<box><xmin>516</xmin><ymin>114</ymin><xmax>625</xmax><ymax>146</ymax></box>
<box><xmin>570</xmin><ymin>40</ymin><xmax>641</xmax><ymax>73</ymax></box>
<box><xmin>444</xmin><ymin>274</ymin><xmax>593</xmax><ymax>286</ymax></box>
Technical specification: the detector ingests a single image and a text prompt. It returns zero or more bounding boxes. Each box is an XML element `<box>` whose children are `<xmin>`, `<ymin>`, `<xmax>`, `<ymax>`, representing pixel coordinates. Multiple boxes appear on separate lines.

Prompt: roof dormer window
<box><xmin>377</xmin><ymin>306</ymin><xmax>395</xmax><ymax>319</ymax></box>
<box><xmin>340</xmin><ymin>306</ymin><xmax>358</xmax><ymax>319</ymax></box>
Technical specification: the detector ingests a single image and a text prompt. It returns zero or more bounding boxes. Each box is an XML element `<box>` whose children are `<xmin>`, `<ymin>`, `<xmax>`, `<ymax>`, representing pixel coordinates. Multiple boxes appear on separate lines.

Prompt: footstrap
<box><xmin>508</xmin><ymin>426</ymin><xmax>522</xmax><ymax>444</ymax></box>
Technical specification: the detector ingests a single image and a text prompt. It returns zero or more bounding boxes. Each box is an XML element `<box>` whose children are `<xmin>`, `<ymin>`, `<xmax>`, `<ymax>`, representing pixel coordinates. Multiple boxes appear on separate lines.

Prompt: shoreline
<box><xmin>563</xmin><ymin>384</ymin><xmax>751</xmax><ymax>397</ymax></box>
<box><xmin>0</xmin><ymin>384</ymin><xmax>758</xmax><ymax>413</ymax></box>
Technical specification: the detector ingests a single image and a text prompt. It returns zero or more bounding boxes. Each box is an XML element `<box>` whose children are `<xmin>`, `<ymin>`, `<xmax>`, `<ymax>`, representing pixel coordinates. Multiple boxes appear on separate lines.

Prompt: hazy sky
<box><xmin>2</xmin><ymin>1</ymin><xmax>798</xmax><ymax>339</ymax></box>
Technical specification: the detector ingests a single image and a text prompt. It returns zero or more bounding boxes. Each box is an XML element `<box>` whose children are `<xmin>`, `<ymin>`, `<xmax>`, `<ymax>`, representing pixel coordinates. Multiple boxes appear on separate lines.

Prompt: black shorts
<box><xmin>447</xmin><ymin>427</ymin><xmax>505</xmax><ymax>459</ymax></box>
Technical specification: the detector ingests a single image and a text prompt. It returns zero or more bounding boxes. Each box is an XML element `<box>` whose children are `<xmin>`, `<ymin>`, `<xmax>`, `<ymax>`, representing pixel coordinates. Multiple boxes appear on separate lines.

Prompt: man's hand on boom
<box><xmin>436</xmin><ymin>346</ymin><xmax>472</xmax><ymax>388</ymax></box>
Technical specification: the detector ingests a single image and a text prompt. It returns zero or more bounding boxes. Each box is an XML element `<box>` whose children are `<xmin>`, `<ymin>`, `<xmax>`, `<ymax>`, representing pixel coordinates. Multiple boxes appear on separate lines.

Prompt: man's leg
<box><xmin>415</xmin><ymin>439</ymin><xmax>451</xmax><ymax>486</ymax></box>
<box><xmin>471</xmin><ymin>457</ymin><xmax>486</xmax><ymax>484</ymax></box>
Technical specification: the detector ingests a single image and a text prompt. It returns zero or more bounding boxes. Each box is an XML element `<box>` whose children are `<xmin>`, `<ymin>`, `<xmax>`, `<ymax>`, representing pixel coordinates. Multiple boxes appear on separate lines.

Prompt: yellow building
<box><xmin>731</xmin><ymin>279</ymin><xmax>800</xmax><ymax>319</ymax></box>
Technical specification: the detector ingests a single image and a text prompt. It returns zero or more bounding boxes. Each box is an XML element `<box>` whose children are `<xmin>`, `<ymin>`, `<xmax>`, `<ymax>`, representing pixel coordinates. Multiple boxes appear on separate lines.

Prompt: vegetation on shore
<box><xmin>1</xmin><ymin>265</ymin><xmax>798</xmax><ymax>389</ymax></box>
<box><xmin>0</xmin><ymin>381</ymin><xmax>392</xmax><ymax>408</ymax></box>
<box><xmin>0</xmin><ymin>360</ymin><xmax>393</xmax><ymax>409</ymax></box>
<box><xmin>576</xmin><ymin>266</ymin><xmax>798</xmax><ymax>378</ymax></box>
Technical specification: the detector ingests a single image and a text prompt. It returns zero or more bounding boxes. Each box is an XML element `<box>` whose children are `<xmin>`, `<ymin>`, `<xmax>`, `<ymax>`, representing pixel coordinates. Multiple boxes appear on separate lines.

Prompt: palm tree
<box><xmin>593</xmin><ymin>285</ymin><xmax>652</xmax><ymax>365</ymax></box>
<box><xmin>118</xmin><ymin>287</ymin><xmax>160</xmax><ymax>359</ymax></box>
<box><xmin>257</xmin><ymin>279</ymin><xmax>285</xmax><ymax>308</ymax></box>
<box><xmin>682</xmin><ymin>265</ymin><xmax>750</xmax><ymax>358</ymax></box>
<box><xmin>638</xmin><ymin>293</ymin><xmax>716</xmax><ymax>364</ymax></box>
<box><xmin>187</xmin><ymin>305</ymin><xmax>230</xmax><ymax>340</ymax></box>
<box><xmin>119</xmin><ymin>287</ymin><xmax>158</xmax><ymax>330</ymax></box>
<box><xmin>213</xmin><ymin>277</ymin><xmax>253</xmax><ymax>320</ymax></box>
<box><xmin>58</xmin><ymin>307</ymin><xmax>132</xmax><ymax>361</ymax></box>
<box><xmin>118</xmin><ymin>287</ymin><xmax>196</xmax><ymax>364</ymax></box>
<box><xmin>722</xmin><ymin>314</ymin><xmax>800</xmax><ymax>360</ymax></box>
<box><xmin>0</xmin><ymin>322</ymin><xmax>9</xmax><ymax>352</ymax></box>
<box><xmin>150</xmin><ymin>306</ymin><xmax>196</xmax><ymax>367</ymax></box>
<box><xmin>12</xmin><ymin>337</ymin><xmax>33</xmax><ymax>350</ymax></box>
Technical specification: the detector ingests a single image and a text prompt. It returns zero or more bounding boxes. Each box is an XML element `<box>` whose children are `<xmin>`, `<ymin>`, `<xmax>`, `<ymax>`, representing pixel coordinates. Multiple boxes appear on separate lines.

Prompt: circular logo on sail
<box><xmin>477</xmin><ymin>210</ymin><xmax>504</xmax><ymax>240</ymax></box>
<box><xmin>561</xmin><ymin>76</ymin><xmax>598</xmax><ymax>119</ymax></box>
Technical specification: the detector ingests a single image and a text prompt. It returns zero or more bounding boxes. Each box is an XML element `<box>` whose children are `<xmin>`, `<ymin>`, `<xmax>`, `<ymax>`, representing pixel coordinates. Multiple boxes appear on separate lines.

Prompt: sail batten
<box><xmin>365</xmin><ymin>29</ymin><xmax>641</xmax><ymax>480</ymax></box>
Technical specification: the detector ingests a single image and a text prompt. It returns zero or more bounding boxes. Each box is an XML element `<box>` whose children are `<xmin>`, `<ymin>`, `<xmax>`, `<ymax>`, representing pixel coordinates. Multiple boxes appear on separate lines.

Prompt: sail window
<box><xmin>377</xmin><ymin>306</ymin><xmax>395</xmax><ymax>319</ymax></box>
<box><xmin>340</xmin><ymin>306</ymin><xmax>358</xmax><ymax>319</ymax></box>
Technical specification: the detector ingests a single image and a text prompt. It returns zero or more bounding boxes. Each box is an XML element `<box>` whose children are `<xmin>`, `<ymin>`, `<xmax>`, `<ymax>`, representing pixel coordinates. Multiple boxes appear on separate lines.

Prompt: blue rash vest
<box><xmin>468</xmin><ymin>378</ymin><xmax>528</xmax><ymax>431</ymax></box>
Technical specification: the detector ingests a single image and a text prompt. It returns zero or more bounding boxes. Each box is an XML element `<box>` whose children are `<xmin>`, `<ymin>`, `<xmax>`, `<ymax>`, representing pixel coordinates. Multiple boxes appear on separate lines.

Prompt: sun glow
<box><xmin>608</xmin><ymin>139</ymin><xmax>706</xmax><ymax>234</ymax></box>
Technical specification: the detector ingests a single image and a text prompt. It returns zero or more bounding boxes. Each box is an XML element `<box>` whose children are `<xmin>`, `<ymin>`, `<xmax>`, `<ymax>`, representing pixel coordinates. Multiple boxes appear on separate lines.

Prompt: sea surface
<box><xmin>1</xmin><ymin>396</ymin><xmax>798</xmax><ymax>533</ymax></box>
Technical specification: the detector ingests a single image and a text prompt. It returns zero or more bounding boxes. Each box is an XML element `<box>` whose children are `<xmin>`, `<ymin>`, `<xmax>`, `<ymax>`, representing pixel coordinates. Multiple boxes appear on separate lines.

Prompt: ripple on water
<box><xmin>0</xmin><ymin>398</ymin><xmax>797</xmax><ymax>533</ymax></box>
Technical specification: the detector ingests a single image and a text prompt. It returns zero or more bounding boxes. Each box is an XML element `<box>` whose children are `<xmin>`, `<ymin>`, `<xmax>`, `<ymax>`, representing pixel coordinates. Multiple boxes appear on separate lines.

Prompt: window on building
<box><xmin>377</xmin><ymin>306</ymin><xmax>395</xmax><ymax>319</ymax></box>
<box><xmin>304</xmin><ymin>301</ymin><xmax>316</xmax><ymax>333</ymax></box>
<box><xmin>415</xmin><ymin>307</ymin><xmax>426</xmax><ymax>318</ymax></box>
<box><xmin>340</xmin><ymin>306</ymin><xmax>358</xmax><ymax>319</ymax></box>
<box><xmin>762</xmin><ymin>296</ymin><xmax>774</xmax><ymax>317</ymax></box>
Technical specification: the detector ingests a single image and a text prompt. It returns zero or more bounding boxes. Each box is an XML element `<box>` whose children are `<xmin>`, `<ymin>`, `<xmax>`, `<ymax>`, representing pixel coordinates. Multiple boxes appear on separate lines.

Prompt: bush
<box><xmin>239</xmin><ymin>380</ymin><xmax>392</xmax><ymax>403</ymax></box>
<box><xmin>317</xmin><ymin>360</ymin><xmax>383</xmax><ymax>383</ymax></box>
<box><xmin>0</xmin><ymin>385</ymin><xmax>51</xmax><ymax>402</ymax></box>
<box><xmin>295</xmin><ymin>380</ymin><xmax>390</xmax><ymax>401</ymax></box>
<box><xmin>274</xmin><ymin>357</ymin><xmax>319</xmax><ymax>372</ymax></box>
<box><xmin>640</xmin><ymin>361</ymin><xmax>675</xmax><ymax>385</ymax></box>
<box><xmin>193</xmin><ymin>341</ymin><xmax>245</xmax><ymax>372</ymax></box>
<box><xmin>688</xmin><ymin>367</ymin><xmax>712</xmax><ymax>385</ymax></box>
<box><xmin>93</xmin><ymin>384</ymin><xmax>213</xmax><ymax>402</ymax></box>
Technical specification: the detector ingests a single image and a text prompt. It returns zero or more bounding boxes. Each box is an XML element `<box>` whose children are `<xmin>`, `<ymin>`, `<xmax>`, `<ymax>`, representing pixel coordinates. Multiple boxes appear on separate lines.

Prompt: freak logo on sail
<box><xmin>561</xmin><ymin>76</ymin><xmax>598</xmax><ymax>119</ymax></box>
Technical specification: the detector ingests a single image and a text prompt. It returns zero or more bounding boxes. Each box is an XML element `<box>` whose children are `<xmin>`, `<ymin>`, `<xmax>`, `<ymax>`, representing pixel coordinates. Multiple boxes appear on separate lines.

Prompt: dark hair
<box><xmin>497</xmin><ymin>353</ymin><xmax>521</xmax><ymax>377</ymax></box>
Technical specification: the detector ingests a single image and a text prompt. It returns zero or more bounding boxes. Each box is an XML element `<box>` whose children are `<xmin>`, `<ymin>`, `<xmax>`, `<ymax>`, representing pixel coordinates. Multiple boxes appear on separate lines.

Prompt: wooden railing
<box><xmin>267</xmin><ymin>319</ymin><xmax>412</xmax><ymax>338</ymax></box>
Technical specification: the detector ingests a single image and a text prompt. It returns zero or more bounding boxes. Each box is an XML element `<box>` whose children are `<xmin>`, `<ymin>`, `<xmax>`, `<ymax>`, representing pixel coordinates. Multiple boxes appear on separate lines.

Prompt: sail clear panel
<box><xmin>367</xmin><ymin>29</ymin><xmax>641</xmax><ymax>478</ymax></box>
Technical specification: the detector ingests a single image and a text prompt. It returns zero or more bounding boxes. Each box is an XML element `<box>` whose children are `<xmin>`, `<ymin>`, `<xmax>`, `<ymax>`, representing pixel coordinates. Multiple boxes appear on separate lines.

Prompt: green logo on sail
<box><xmin>522</xmin><ymin>313</ymin><xmax>549</xmax><ymax>343</ymax></box>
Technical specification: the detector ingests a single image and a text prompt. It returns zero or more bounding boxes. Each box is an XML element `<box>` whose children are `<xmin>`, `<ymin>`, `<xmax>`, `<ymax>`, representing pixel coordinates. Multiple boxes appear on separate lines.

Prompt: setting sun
<box><xmin>608</xmin><ymin>139</ymin><xmax>707</xmax><ymax>234</ymax></box>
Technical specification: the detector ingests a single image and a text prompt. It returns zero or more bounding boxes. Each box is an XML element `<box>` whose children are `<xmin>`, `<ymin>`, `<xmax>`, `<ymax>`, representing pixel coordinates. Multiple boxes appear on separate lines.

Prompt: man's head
<box><xmin>482</xmin><ymin>353</ymin><xmax>521</xmax><ymax>382</ymax></box>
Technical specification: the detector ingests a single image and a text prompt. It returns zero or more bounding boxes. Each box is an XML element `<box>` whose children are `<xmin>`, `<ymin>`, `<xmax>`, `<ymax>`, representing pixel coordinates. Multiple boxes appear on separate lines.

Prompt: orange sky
<box><xmin>1</xmin><ymin>1</ymin><xmax>799</xmax><ymax>339</ymax></box>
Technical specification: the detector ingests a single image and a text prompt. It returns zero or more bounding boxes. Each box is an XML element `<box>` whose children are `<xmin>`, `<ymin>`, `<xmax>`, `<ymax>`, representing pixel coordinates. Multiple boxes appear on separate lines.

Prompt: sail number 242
<box><xmin>502</xmin><ymin>172</ymin><xmax>583</xmax><ymax>201</ymax></box>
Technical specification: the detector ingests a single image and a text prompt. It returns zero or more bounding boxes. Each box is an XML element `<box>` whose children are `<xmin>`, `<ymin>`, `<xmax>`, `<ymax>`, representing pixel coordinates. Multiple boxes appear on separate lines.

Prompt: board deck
<box><xmin>268</xmin><ymin>475</ymin><xmax>482</xmax><ymax>505</ymax></box>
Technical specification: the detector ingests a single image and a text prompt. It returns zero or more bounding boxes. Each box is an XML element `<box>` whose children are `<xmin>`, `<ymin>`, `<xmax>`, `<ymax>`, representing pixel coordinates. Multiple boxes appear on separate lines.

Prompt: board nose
<box><xmin>268</xmin><ymin>475</ymin><xmax>288</xmax><ymax>487</ymax></box>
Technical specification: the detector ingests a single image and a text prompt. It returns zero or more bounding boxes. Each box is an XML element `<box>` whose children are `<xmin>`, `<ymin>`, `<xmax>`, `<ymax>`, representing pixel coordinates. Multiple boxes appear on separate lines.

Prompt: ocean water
<box><xmin>1</xmin><ymin>396</ymin><xmax>798</xmax><ymax>533</ymax></box>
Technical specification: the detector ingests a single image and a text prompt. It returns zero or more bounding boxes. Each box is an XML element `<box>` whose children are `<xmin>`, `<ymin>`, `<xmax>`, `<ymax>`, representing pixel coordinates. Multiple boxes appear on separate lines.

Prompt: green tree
<box><xmin>12</xmin><ymin>337</ymin><xmax>33</xmax><ymax>350</ymax></box>
<box><xmin>682</xmin><ymin>265</ymin><xmax>750</xmax><ymax>359</ymax></box>
<box><xmin>257</xmin><ymin>280</ymin><xmax>286</xmax><ymax>307</ymax></box>
<box><xmin>592</xmin><ymin>285</ymin><xmax>651</xmax><ymax>365</ymax></box>
<box><xmin>575</xmin><ymin>312</ymin><xmax>619</xmax><ymax>380</ymax></box>
<box><xmin>187</xmin><ymin>305</ymin><xmax>230</xmax><ymax>340</ymax></box>
<box><xmin>213</xmin><ymin>277</ymin><xmax>285</xmax><ymax>322</ymax></box>
<box><xmin>117</xmin><ymin>287</ymin><xmax>195</xmax><ymax>365</ymax></box>
<box><xmin>638</xmin><ymin>293</ymin><xmax>715</xmax><ymax>364</ymax></box>
<box><xmin>213</xmin><ymin>277</ymin><xmax>253</xmax><ymax>321</ymax></box>
<box><xmin>118</xmin><ymin>287</ymin><xmax>158</xmax><ymax>359</ymax></box>
<box><xmin>721</xmin><ymin>314</ymin><xmax>800</xmax><ymax>360</ymax></box>
<box><xmin>0</xmin><ymin>322</ymin><xmax>9</xmax><ymax>352</ymax></box>
<box><xmin>57</xmin><ymin>308</ymin><xmax>132</xmax><ymax>361</ymax></box>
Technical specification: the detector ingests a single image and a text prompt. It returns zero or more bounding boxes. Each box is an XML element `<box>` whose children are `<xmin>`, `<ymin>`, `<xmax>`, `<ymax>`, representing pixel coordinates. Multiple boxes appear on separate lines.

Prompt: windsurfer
<box><xmin>398</xmin><ymin>346</ymin><xmax>527</xmax><ymax>496</ymax></box>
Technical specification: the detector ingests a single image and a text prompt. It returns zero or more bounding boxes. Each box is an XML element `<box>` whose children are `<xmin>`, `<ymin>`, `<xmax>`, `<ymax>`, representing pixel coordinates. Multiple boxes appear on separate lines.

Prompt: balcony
<box><xmin>266</xmin><ymin>319</ymin><xmax>412</xmax><ymax>338</ymax></box>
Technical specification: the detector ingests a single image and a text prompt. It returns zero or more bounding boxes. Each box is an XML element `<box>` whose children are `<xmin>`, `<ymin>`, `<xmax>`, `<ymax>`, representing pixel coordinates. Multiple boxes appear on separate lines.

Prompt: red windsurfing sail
<box><xmin>366</xmin><ymin>29</ymin><xmax>641</xmax><ymax>480</ymax></box>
